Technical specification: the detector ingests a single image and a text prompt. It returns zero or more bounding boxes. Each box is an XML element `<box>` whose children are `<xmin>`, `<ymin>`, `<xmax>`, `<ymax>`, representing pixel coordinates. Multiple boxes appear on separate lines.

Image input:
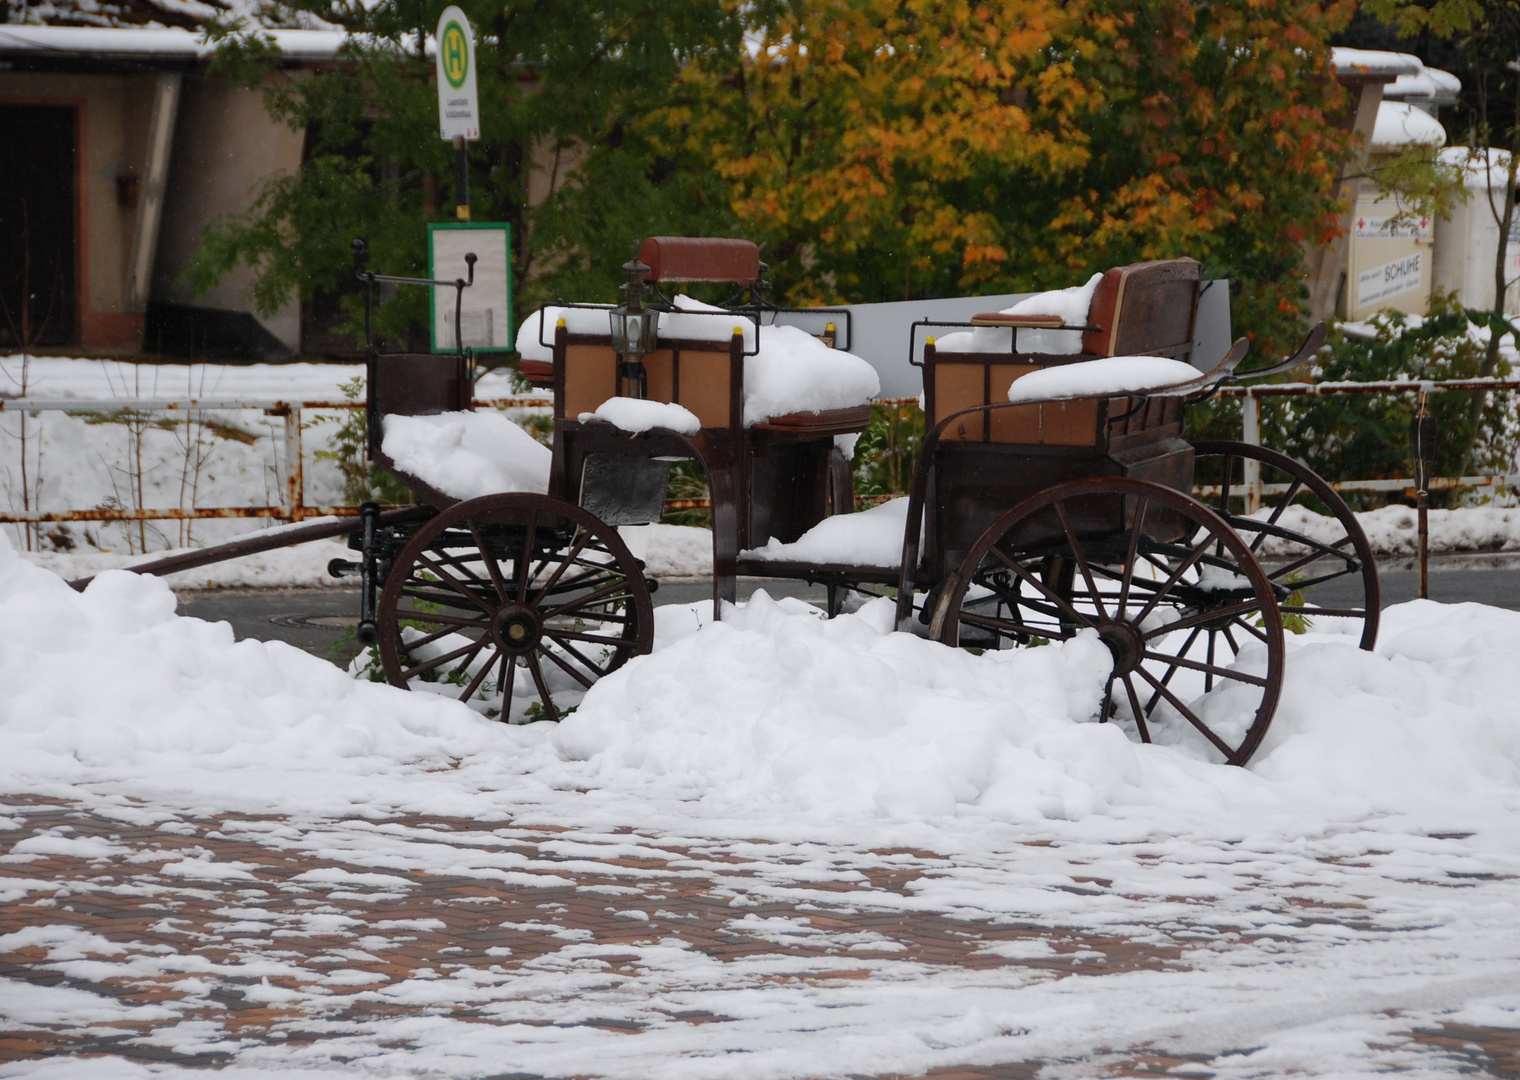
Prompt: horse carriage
<box><xmin>89</xmin><ymin>237</ymin><xmax>1381</xmax><ymax>767</ymax></box>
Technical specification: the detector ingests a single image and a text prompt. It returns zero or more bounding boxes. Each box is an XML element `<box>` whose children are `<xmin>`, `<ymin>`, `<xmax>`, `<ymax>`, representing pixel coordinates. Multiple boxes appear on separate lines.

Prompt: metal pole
<box><xmin>1412</xmin><ymin>387</ymin><xmax>1436</xmax><ymax>600</ymax></box>
<box><xmin>1242</xmin><ymin>391</ymin><xmax>1262</xmax><ymax>514</ymax></box>
<box><xmin>282</xmin><ymin>404</ymin><xmax>305</xmax><ymax>523</ymax></box>
<box><xmin>453</xmin><ymin>135</ymin><xmax>470</xmax><ymax>221</ymax></box>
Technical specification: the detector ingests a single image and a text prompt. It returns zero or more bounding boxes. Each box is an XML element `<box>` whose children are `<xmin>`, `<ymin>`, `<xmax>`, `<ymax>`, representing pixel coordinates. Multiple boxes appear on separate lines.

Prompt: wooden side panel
<box><xmin>675</xmin><ymin>350</ymin><xmax>732</xmax><ymax>428</ymax></box>
<box><xmin>1039</xmin><ymin>400</ymin><xmax>1100</xmax><ymax>447</ymax></box>
<box><xmin>933</xmin><ymin>363</ymin><xmax>986</xmax><ymax>441</ymax></box>
<box><xmin>563</xmin><ymin>343</ymin><xmax>618</xmax><ymax>419</ymax></box>
<box><xmin>988</xmin><ymin>362</ymin><xmax>1039</xmax><ymax>442</ymax></box>
<box><xmin>643</xmin><ymin>348</ymin><xmax>675</xmax><ymax>404</ymax></box>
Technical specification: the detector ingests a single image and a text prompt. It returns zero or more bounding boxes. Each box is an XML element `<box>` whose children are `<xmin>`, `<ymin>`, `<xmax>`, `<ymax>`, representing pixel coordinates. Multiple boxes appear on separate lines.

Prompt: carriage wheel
<box><xmin>1194</xmin><ymin>441</ymin><xmax>1379</xmax><ymax>651</ymax></box>
<box><xmin>377</xmin><ymin>493</ymin><xmax>653</xmax><ymax>722</ymax></box>
<box><xmin>933</xmin><ymin>478</ymin><xmax>1286</xmax><ymax>766</ymax></box>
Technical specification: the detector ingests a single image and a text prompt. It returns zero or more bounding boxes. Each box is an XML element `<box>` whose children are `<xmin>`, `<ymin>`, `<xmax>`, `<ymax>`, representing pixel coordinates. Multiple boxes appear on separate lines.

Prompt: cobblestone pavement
<box><xmin>1</xmin><ymin>794</ymin><xmax>1516</xmax><ymax>1078</ymax></box>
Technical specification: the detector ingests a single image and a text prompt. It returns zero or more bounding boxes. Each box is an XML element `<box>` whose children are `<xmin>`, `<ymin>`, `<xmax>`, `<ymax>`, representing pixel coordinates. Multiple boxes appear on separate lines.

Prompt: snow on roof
<box><xmin>1385</xmin><ymin>66</ymin><xmax>1462</xmax><ymax>105</ymax></box>
<box><xmin>1371</xmin><ymin>100</ymin><xmax>1448</xmax><ymax>149</ymax></box>
<box><xmin>1331</xmin><ymin>46</ymin><xmax>1423</xmax><ymax>80</ymax></box>
<box><xmin>1438</xmin><ymin>146</ymin><xmax>1514</xmax><ymax>191</ymax></box>
<box><xmin>0</xmin><ymin>23</ymin><xmax>365</xmax><ymax>61</ymax></box>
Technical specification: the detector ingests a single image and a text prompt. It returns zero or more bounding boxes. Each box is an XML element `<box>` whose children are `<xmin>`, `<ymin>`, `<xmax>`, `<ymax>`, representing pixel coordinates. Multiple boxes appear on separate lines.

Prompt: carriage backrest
<box><xmin>638</xmin><ymin>237</ymin><xmax>762</xmax><ymax>286</ymax></box>
<box><xmin>367</xmin><ymin>352</ymin><xmax>472</xmax><ymax>461</ymax></box>
<box><xmin>1083</xmin><ymin>258</ymin><xmax>1201</xmax><ymax>361</ymax></box>
<box><xmin>924</xmin><ymin>257</ymin><xmax>1200</xmax><ymax>446</ymax></box>
<box><xmin>557</xmin><ymin>333</ymin><xmax>743</xmax><ymax>430</ymax></box>
<box><xmin>559</xmin><ymin>237</ymin><xmax>760</xmax><ymax>431</ymax></box>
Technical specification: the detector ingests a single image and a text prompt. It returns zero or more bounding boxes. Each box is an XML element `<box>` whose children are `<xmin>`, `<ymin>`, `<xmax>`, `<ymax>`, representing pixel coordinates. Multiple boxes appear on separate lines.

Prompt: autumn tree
<box><xmin>680</xmin><ymin>0</ymin><xmax>1356</xmax><ymax>353</ymax></box>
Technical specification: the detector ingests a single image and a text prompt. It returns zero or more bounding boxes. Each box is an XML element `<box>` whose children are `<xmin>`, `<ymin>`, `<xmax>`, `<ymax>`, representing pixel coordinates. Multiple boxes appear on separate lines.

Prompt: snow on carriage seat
<box><xmin>934</xmin><ymin>272</ymin><xmax>1103</xmax><ymax>356</ymax></box>
<box><xmin>514</xmin><ymin>304</ymin><xmax>614</xmax><ymax>362</ymax></box>
<box><xmin>665</xmin><ymin>297</ymin><xmax>881</xmax><ymax>426</ymax></box>
<box><xmin>1006</xmin><ymin>355</ymin><xmax>1201</xmax><ymax>404</ymax></box>
<box><xmin>381</xmin><ymin>411</ymin><xmax>551</xmax><ymax>501</ymax></box>
<box><xmin>743</xmin><ymin>497</ymin><xmax>913</xmax><ymax>569</ymax></box>
<box><xmin>580</xmin><ymin>397</ymin><xmax>701</xmax><ymax>436</ymax></box>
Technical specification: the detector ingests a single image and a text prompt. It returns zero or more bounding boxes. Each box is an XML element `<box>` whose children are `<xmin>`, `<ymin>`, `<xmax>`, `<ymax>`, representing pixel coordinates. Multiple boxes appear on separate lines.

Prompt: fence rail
<box><xmin>1216</xmin><ymin>378</ymin><xmax>1520</xmax><ymax>511</ymax></box>
<box><xmin>0</xmin><ymin>396</ymin><xmax>550</xmax><ymax>527</ymax></box>
<box><xmin>3</xmin><ymin>379</ymin><xmax>1517</xmax><ymax>529</ymax></box>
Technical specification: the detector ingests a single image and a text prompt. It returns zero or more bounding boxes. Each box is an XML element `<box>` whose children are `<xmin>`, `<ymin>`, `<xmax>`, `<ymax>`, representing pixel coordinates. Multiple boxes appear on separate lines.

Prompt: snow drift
<box><xmin>5</xmin><ymin>524</ymin><xmax>1520</xmax><ymax>839</ymax></box>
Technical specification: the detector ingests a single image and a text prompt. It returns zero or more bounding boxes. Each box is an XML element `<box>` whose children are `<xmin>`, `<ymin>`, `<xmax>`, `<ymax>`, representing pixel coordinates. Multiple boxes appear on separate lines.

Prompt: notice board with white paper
<box><xmin>429</xmin><ymin>223</ymin><xmax>512</xmax><ymax>353</ymax></box>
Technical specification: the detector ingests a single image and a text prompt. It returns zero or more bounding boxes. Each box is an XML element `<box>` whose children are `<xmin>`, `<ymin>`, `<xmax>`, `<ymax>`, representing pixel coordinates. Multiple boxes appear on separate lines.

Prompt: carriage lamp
<box><xmin>609</xmin><ymin>255</ymin><xmax>661</xmax><ymax>399</ymax></box>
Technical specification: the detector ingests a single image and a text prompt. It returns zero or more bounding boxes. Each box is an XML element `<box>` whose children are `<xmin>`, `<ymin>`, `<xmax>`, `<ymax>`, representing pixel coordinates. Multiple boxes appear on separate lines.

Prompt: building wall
<box><xmin>153</xmin><ymin>73</ymin><xmax>305</xmax><ymax>350</ymax></box>
<box><xmin>0</xmin><ymin>69</ymin><xmax>160</xmax><ymax>349</ymax></box>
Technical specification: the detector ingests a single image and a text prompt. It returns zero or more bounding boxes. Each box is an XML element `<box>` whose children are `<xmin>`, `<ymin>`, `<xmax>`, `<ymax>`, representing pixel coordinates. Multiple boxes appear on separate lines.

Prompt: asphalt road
<box><xmin>174</xmin><ymin>556</ymin><xmax>1520</xmax><ymax>668</ymax></box>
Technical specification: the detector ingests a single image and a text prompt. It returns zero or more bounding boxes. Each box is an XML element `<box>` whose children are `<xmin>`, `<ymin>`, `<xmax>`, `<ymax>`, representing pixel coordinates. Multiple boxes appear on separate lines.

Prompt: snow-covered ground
<box><xmin>3</xmin><ymin>520</ymin><xmax>1520</xmax><ymax>1076</ymax></box>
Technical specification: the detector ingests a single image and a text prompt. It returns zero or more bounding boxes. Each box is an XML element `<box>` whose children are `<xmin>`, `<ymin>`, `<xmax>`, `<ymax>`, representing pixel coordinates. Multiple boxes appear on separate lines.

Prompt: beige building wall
<box><xmin>0</xmin><ymin>69</ymin><xmax>162</xmax><ymax>349</ymax></box>
<box><xmin>154</xmin><ymin>74</ymin><xmax>306</xmax><ymax>350</ymax></box>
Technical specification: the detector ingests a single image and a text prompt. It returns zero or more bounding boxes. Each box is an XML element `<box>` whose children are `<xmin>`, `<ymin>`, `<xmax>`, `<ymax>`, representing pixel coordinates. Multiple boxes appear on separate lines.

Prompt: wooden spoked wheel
<box><xmin>933</xmin><ymin>478</ymin><xmax>1286</xmax><ymax>766</ymax></box>
<box><xmin>377</xmin><ymin>493</ymin><xmax>653</xmax><ymax>722</ymax></box>
<box><xmin>1194</xmin><ymin>441</ymin><xmax>1379</xmax><ymax>651</ymax></box>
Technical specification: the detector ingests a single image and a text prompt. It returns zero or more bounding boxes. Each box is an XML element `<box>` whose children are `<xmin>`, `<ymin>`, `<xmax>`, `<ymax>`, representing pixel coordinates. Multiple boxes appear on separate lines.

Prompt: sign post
<box><xmin>435</xmin><ymin>5</ymin><xmax>479</xmax><ymax>222</ymax></box>
<box><xmin>430</xmin><ymin>223</ymin><xmax>512</xmax><ymax>355</ymax></box>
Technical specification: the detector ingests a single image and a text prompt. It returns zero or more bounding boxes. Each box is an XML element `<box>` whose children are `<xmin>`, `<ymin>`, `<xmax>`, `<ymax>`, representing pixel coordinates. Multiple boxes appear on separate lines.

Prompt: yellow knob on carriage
<box><xmin>826</xmin><ymin>322</ymin><xmax>836</xmax><ymax>333</ymax></box>
<box><xmin>926</xmin><ymin>336</ymin><xmax>936</xmax><ymax>347</ymax></box>
<box><xmin>733</xmin><ymin>326</ymin><xmax>744</xmax><ymax>336</ymax></box>
<box><xmin>556</xmin><ymin>318</ymin><xmax>567</xmax><ymax>329</ymax></box>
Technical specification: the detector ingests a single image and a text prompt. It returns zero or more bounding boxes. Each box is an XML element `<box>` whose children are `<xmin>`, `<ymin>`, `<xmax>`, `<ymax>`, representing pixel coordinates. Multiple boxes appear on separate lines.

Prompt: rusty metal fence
<box><xmin>0</xmin><ymin>395</ymin><xmax>550</xmax><ymax>527</ymax></box>
<box><xmin>1213</xmin><ymin>377</ymin><xmax>1520</xmax><ymax>512</ymax></box>
<box><xmin>2</xmin><ymin>379</ymin><xmax>1518</xmax><ymax>530</ymax></box>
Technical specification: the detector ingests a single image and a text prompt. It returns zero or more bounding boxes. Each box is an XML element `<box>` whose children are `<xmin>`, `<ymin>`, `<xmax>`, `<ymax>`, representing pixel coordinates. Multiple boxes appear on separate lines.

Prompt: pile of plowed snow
<box><xmin>4</xmin><ymin>529</ymin><xmax>1520</xmax><ymax>839</ymax></box>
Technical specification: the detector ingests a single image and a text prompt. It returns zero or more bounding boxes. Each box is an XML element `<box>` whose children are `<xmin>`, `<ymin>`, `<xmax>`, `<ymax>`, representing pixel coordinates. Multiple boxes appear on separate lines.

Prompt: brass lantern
<box><xmin>609</xmin><ymin>255</ymin><xmax>660</xmax><ymax>399</ymax></box>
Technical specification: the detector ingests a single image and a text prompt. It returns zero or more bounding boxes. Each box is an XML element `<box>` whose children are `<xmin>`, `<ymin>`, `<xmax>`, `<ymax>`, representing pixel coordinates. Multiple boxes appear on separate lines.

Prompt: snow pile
<box><xmin>553</xmin><ymin>593</ymin><xmax>1520</xmax><ymax>824</ymax></box>
<box><xmin>555</xmin><ymin>594</ymin><xmax>1122</xmax><ymax>821</ymax></box>
<box><xmin>380</xmin><ymin>411</ymin><xmax>550</xmax><ymax>501</ymax></box>
<box><xmin>6</xmin><ymin>516</ymin><xmax>1520</xmax><ymax>830</ymax></box>
<box><xmin>663</xmin><ymin>294</ymin><xmax>758</xmax><ymax>348</ymax></box>
<box><xmin>1262</xmin><ymin>502</ymin><xmax>1520</xmax><ymax>558</ymax></box>
<box><xmin>514</xmin><ymin>304</ymin><xmax>614</xmax><ymax>363</ymax></box>
<box><xmin>0</xmin><ymin>532</ymin><xmax>501</xmax><ymax>813</ymax></box>
<box><xmin>936</xmin><ymin>273</ymin><xmax>1102</xmax><ymax>355</ymax></box>
<box><xmin>744</xmin><ymin>497</ymin><xmax>911</xmax><ymax>568</ymax></box>
<box><xmin>22</xmin><ymin>534</ymin><xmax>354</xmax><ymax>590</ymax></box>
<box><xmin>1007</xmin><ymin>356</ymin><xmax>1200</xmax><ymax>402</ymax></box>
<box><xmin>580</xmin><ymin>397</ymin><xmax>701</xmax><ymax>435</ymax></box>
<box><xmin>1256</xmin><ymin>601</ymin><xmax>1520</xmax><ymax>804</ymax></box>
<box><xmin>669</xmin><ymin>296</ymin><xmax>880</xmax><ymax>425</ymax></box>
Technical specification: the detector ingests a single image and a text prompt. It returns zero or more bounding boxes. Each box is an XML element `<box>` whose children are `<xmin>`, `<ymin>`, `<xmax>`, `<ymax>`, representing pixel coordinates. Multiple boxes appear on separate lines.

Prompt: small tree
<box><xmin>1362</xmin><ymin>0</ymin><xmax>1520</xmax><ymax>476</ymax></box>
<box><xmin>187</xmin><ymin>0</ymin><xmax>743</xmax><ymax>344</ymax></box>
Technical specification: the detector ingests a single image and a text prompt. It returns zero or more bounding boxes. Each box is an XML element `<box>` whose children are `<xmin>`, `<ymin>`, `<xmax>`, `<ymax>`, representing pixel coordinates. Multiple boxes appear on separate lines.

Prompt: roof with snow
<box><xmin>0</xmin><ymin>23</ymin><xmax>350</xmax><ymax>62</ymax></box>
<box><xmin>1331</xmin><ymin>46</ymin><xmax>1423</xmax><ymax>80</ymax></box>
<box><xmin>1372</xmin><ymin>100</ymin><xmax>1448</xmax><ymax>150</ymax></box>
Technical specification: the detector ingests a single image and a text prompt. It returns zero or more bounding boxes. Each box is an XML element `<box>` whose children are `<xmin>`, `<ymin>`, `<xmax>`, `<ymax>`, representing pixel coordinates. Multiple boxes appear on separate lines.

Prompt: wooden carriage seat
<box><xmin>926</xmin><ymin>258</ymin><xmax>1200</xmax><ymax>446</ymax></box>
<box><xmin>557</xmin><ymin>237</ymin><xmax>871</xmax><ymax>433</ymax></box>
<box><xmin>367</xmin><ymin>352</ymin><xmax>472</xmax><ymax>463</ymax></box>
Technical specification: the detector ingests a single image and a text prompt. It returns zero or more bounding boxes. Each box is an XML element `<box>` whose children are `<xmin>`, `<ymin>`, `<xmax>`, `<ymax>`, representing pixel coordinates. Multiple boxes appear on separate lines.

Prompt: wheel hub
<box><xmin>492</xmin><ymin>605</ymin><xmax>542</xmax><ymax>654</ymax></box>
<box><xmin>1096</xmin><ymin>620</ymin><xmax>1144</xmax><ymax>675</ymax></box>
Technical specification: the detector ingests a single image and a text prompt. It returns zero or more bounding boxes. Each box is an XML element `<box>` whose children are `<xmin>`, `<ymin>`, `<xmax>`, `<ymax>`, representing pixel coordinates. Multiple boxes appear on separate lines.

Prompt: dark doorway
<box><xmin>0</xmin><ymin>105</ymin><xmax>78</xmax><ymax>348</ymax></box>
